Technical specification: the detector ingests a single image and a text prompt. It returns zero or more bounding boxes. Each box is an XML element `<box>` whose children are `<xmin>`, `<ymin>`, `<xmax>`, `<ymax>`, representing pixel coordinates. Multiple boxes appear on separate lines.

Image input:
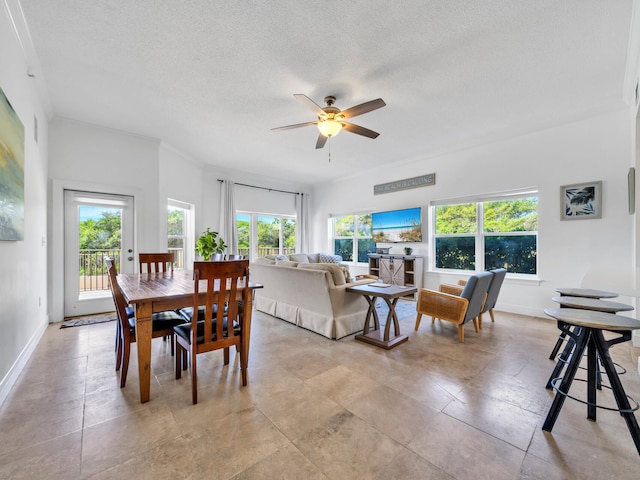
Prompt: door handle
<box><xmin>128</xmin><ymin>249</ymin><xmax>133</xmax><ymax>253</ymax></box>
<box><xmin>128</xmin><ymin>256</ymin><xmax>133</xmax><ymax>261</ymax></box>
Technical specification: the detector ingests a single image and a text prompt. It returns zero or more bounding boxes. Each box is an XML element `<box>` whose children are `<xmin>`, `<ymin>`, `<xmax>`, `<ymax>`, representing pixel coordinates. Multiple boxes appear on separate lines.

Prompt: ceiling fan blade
<box><xmin>315</xmin><ymin>134</ymin><xmax>328</xmax><ymax>149</ymax></box>
<box><xmin>271</xmin><ymin>121</ymin><xmax>317</xmax><ymax>132</ymax></box>
<box><xmin>342</xmin><ymin>122</ymin><xmax>380</xmax><ymax>139</ymax></box>
<box><xmin>294</xmin><ymin>94</ymin><xmax>326</xmax><ymax>116</ymax></box>
<box><xmin>340</xmin><ymin>98</ymin><xmax>386</xmax><ymax>119</ymax></box>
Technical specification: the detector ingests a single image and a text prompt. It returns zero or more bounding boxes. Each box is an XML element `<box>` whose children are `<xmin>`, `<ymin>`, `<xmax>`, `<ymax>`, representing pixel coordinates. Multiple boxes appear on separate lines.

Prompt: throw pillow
<box><xmin>318</xmin><ymin>253</ymin><xmax>342</xmax><ymax>264</ymax></box>
<box><xmin>340</xmin><ymin>265</ymin><xmax>351</xmax><ymax>283</ymax></box>
<box><xmin>275</xmin><ymin>259</ymin><xmax>299</xmax><ymax>267</ymax></box>
<box><xmin>288</xmin><ymin>253</ymin><xmax>310</xmax><ymax>263</ymax></box>
<box><xmin>275</xmin><ymin>254</ymin><xmax>289</xmax><ymax>261</ymax></box>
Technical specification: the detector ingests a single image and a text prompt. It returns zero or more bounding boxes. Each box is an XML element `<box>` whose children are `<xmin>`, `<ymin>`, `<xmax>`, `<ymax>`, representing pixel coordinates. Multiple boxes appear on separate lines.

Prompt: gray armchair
<box><xmin>415</xmin><ymin>271</ymin><xmax>493</xmax><ymax>342</ymax></box>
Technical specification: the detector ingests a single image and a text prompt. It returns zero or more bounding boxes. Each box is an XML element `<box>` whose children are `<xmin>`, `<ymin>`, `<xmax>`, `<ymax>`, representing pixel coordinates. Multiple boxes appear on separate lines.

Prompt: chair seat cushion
<box><xmin>127</xmin><ymin>310</ymin><xmax>186</xmax><ymax>334</ymax></box>
<box><xmin>173</xmin><ymin>318</ymin><xmax>241</xmax><ymax>345</ymax></box>
<box><xmin>178</xmin><ymin>305</ymin><xmax>220</xmax><ymax>322</ymax></box>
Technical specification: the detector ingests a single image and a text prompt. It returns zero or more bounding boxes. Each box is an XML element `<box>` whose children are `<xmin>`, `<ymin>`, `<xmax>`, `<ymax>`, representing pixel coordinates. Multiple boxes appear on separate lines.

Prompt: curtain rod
<box><xmin>217</xmin><ymin>179</ymin><xmax>300</xmax><ymax>196</ymax></box>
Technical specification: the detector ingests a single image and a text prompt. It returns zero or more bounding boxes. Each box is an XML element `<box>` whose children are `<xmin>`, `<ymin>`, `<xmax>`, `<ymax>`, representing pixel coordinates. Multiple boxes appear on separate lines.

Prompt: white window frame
<box><xmin>430</xmin><ymin>189</ymin><xmax>538</xmax><ymax>276</ymax></box>
<box><xmin>331</xmin><ymin>213</ymin><xmax>374</xmax><ymax>265</ymax></box>
<box><xmin>167</xmin><ymin>199</ymin><xmax>195</xmax><ymax>270</ymax></box>
<box><xmin>236</xmin><ymin>211</ymin><xmax>296</xmax><ymax>260</ymax></box>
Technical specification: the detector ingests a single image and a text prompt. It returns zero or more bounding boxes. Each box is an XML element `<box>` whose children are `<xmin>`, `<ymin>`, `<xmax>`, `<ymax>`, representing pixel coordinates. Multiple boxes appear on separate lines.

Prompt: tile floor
<box><xmin>1</xmin><ymin>307</ymin><xmax>640</xmax><ymax>479</ymax></box>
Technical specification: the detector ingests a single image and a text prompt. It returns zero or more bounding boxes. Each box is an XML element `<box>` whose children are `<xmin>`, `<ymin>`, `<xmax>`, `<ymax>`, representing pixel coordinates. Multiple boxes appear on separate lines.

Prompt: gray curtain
<box><xmin>219</xmin><ymin>180</ymin><xmax>237</xmax><ymax>254</ymax></box>
<box><xmin>296</xmin><ymin>192</ymin><xmax>310</xmax><ymax>253</ymax></box>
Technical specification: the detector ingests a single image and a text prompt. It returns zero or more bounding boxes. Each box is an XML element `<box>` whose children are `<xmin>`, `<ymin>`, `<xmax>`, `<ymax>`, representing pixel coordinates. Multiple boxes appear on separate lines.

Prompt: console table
<box><xmin>367</xmin><ymin>254</ymin><xmax>423</xmax><ymax>300</ymax></box>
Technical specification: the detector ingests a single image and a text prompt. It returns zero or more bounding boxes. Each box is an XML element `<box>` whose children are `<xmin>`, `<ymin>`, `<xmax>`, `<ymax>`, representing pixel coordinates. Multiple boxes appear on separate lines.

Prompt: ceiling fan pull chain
<box><xmin>328</xmin><ymin>138</ymin><xmax>331</xmax><ymax>162</ymax></box>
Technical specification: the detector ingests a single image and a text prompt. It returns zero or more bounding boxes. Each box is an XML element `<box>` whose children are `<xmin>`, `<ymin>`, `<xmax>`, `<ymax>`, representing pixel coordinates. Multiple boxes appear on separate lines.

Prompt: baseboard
<box><xmin>0</xmin><ymin>318</ymin><xmax>48</xmax><ymax>407</ymax></box>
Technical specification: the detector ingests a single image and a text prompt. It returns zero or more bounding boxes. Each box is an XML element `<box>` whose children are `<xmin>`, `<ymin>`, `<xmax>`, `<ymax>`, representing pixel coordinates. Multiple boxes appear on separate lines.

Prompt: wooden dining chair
<box><xmin>210</xmin><ymin>253</ymin><xmax>225</xmax><ymax>261</ymax></box>
<box><xmin>174</xmin><ymin>260</ymin><xmax>251</xmax><ymax>404</ymax></box>
<box><xmin>227</xmin><ymin>254</ymin><xmax>246</xmax><ymax>260</ymax></box>
<box><xmin>106</xmin><ymin>258</ymin><xmax>185</xmax><ymax>388</ymax></box>
<box><xmin>139</xmin><ymin>252</ymin><xmax>174</xmax><ymax>274</ymax></box>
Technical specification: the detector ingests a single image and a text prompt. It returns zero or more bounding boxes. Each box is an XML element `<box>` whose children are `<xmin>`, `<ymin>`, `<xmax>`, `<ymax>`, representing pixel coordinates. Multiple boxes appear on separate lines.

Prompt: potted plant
<box><xmin>195</xmin><ymin>228</ymin><xmax>227</xmax><ymax>260</ymax></box>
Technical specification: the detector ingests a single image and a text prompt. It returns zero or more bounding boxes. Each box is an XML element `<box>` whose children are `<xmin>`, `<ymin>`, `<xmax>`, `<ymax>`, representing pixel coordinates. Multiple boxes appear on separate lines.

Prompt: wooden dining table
<box><xmin>116</xmin><ymin>269</ymin><xmax>263</xmax><ymax>403</ymax></box>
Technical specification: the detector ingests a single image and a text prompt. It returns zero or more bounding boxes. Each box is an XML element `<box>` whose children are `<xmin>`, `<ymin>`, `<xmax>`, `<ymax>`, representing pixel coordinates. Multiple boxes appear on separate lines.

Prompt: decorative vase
<box><xmin>403</xmin><ymin>247</ymin><xmax>413</xmax><ymax>255</ymax></box>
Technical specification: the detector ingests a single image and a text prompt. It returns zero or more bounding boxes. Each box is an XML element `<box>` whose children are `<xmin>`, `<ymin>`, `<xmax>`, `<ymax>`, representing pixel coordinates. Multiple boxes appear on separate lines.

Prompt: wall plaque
<box><xmin>374</xmin><ymin>173</ymin><xmax>435</xmax><ymax>195</ymax></box>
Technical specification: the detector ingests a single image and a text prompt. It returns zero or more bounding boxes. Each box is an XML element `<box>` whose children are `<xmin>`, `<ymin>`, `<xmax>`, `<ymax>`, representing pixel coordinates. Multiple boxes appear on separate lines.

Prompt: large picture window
<box><xmin>433</xmin><ymin>193</ymin><xmax>538</xmax><ymax>275</ymax></box>
<box><xmin>332</xmin><ymin>213</ymin><xmax>375</xmax><ymax>263</ymax></box>
<box><xmin>236</xmin><ymin>211</ymin><xmax>295</xmax><ymax>260</ymax></box>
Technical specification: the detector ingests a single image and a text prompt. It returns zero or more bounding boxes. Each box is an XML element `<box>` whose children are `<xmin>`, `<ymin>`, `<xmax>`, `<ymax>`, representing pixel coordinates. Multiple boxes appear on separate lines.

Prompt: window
<box><xmin>433</xmin><ymin>193</ymin><xmax>538</xmax><ymax>275</ymax></box>
<box><xmin>332</xmin><ymin>213</ymin><xmax>376</xmax><ymax>263</ymax></box>
<box><xmin>167</xmin><ymin>199</ymin><xmax>194</xmax><ymax>269</ymax></box>
<box><xmin>236</xmin><ymin>211</ymin><xmax>295</xmax><ymax>260</ymax></box>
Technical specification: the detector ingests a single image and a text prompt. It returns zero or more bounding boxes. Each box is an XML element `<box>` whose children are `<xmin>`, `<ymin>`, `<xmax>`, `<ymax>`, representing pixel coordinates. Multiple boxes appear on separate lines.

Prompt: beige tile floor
<box><xmin>1</xmin><ymin>307</ymin><xmax>640</xmax><ymax>479</ymax></box>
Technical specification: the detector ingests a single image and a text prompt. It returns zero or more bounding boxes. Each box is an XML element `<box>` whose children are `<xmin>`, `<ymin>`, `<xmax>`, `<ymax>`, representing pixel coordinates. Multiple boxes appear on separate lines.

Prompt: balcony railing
<box><xmin>79</xmin><ymin>249</ymin><xmax>121</xmax><ymax>293</ymax></box>
<box><xmin>78</xmin><ymin>246</ymin><xmax>294</xmax><ymax>292</ymax></box>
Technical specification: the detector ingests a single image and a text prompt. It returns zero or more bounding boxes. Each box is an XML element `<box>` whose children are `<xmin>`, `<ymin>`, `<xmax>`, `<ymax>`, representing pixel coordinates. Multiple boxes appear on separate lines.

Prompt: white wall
<box><xmin>48</xmin><ymin>118</ymin><xmax>161</xmax><ymax>322</ymax></box>
<box><xmin>0</xmin><ymin>4</ymin><xmax>49</xmax><ymax>403</ymax></box>
<box><xmin>312</xmin><ymin>108</ymin><xmax>636</xmax><ymax>318</ymax></box>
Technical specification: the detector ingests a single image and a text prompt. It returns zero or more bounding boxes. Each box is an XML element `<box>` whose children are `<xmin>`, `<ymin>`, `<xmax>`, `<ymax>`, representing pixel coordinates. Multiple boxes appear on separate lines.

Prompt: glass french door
<box><xmin>63</xmin><ymin>190</ymin><xmax>134</xmax><ymax>317</ymax></box>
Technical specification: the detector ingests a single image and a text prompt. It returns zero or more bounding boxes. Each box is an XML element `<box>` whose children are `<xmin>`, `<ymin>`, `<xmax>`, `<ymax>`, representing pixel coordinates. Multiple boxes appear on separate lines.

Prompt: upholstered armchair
<box><xmin>451</xmin><ymin>268</ymin><xmax>507</xmax><ymax>327</ymax></box>
<box><xmin>414</xmin><ymin>271</ymin><xmax>493</xmax><ymax>342</ymax></box>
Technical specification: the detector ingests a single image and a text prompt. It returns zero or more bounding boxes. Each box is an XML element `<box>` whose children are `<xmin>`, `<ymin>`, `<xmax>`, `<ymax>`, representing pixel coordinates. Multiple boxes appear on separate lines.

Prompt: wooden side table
<box><xmin>346</xmin><ymin>283</ymin><xmax>417</xmax><ymax>349</ymax></box>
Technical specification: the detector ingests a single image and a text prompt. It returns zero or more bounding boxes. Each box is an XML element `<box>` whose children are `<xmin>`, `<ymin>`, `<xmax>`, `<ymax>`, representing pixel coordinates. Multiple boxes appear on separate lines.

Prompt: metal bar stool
<box><xmin>549</xmin><ymin>288</ymin><xmax>619</xmax><ymax>360</ymax></box>
<box><xmin>546</xmin><ymin>296</ymin><xmax>633</xmax><ymax>389</ymax></box>
<box><xmin>543</xmin><ymin>308</ymin><xmax>640</xmax><ymax>456</ymax></box>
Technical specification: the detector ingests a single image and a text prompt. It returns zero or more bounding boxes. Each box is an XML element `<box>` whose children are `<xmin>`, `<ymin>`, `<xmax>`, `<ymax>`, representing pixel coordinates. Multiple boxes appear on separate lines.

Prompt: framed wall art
<box><xmin>0</xmin><ymin>85</ymin><xmax>25</xmax><ymax>240</ymax></box>
<box><xmin>560</xmin><ymin>180</ymin><xmax>602</xmax><ymax>221</ymax></box>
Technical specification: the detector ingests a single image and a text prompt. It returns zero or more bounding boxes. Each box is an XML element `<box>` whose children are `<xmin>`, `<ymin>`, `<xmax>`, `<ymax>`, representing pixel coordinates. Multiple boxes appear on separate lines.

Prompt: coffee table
<box><xmin>346</xmin><ymin>283</ymin><xmax>417</xmax><ymax>349</ymax></box>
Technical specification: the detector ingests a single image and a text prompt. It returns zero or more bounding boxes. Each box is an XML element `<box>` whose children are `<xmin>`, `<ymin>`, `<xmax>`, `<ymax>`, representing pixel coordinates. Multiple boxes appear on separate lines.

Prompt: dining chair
<box><xmin>139</xmin><ymin>252</ymin><xmax>174</xmax><ymax>274</ymax></box>
<box><xmin>227</xmin><ymin>254</ymin><xmax>246</xmax><ymax>260</ymax></box>
<box><xmin>174</xmin><ymin>260</ymin><xmax>251</xmax><ymax>404</ymax></box>
<box><xmin>106</xmin><ymin>258</ymin><xmax>185</xmax><ymax>388</ymax></box>
<box><xmin>414</xmin><ymin>271</ymin><xmax>493</xmax><ymax>342</ymax></box>
<box><xmin>210</xmin><ymin>253</ymin><xmax>225</xmax><ymax>261</ymax></box>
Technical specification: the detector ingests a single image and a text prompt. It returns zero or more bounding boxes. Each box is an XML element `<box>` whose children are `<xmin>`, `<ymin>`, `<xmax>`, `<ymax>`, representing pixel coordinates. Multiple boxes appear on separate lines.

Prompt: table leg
<box><xmin>382</xmin><ymin>297</ymin><xmax>400</xmax><ymax>342</ymax></box>
<box><xmin>587</xmin><ymin>334</ymin><xmax>597</xmax><ymax>420</ymax></box>
<box><xmin>135</xmin><ymin>302</ymin><xmax>153</xmax><ymax>403</ymax></box>
<box><xmin>543</xmin><ymin>325</ymin><xmax>589</xmax><ymax>432</ymax></box>
<box><xmin>362</xmin><ymin>296</ymin><xmax>379</xmax><ymax>334</ymax></box>
<box><xmin>593</xmin><ymin>329</ymin><xmax>640</xmax><ymax>455</ymax></box>
<box><xmin>240</xmin><ymin>292</ymin><xmax>253</xmax><ymax>386</ymax></box>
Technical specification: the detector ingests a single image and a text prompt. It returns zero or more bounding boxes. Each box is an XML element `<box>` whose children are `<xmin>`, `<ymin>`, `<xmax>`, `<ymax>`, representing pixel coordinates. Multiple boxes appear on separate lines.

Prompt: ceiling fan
<box><xmin>272</xmin><ymin>94</ymin><xmax>386</xmax><ymax>149</ymax></box>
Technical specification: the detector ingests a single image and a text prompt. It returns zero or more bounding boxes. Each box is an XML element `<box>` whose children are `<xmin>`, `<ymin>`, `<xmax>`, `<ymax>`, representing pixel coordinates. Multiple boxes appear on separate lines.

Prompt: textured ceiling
<box><xmin>17</xmin><ymin>0</ymin><xmax>640</xmax><ymax>185</ymax></box>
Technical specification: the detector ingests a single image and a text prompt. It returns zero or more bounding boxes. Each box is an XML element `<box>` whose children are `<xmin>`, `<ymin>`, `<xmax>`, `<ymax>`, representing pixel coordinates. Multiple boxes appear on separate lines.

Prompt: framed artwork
<box><xmin>0</xmin><ymin>85</ymin><xmax>25</xmax><ymax>240</ymax></box>
<box><xmin>560</xmin><ymin>180</ymin><xmax>602</xmax><ymax>220</ymax></box>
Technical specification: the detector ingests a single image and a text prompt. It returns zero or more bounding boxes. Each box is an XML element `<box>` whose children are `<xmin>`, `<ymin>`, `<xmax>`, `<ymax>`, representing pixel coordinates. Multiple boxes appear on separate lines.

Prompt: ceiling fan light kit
<box><xmin>317</xmin><ymin>119</ymin><xmax>342</xmax><ymax>137</ymax></box>
<box><xmin>272</xmin><ymin>94</ymin><xmax>386</xmax><ymax>149</ymax></box>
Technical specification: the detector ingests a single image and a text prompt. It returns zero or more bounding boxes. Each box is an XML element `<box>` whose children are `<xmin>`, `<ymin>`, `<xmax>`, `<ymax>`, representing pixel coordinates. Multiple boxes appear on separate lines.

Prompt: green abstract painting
<box><xmin>0</xmin><ymin>86</ymin><xmax>24</xmax><ymax>240</ymax></box>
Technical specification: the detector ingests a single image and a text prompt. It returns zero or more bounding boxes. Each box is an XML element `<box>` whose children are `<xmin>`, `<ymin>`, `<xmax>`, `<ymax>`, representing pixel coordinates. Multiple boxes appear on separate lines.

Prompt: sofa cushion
<box><xmin>307</xmin><ymin>253</ymin><xmax>320</xmax><ymax>263</ymax></box>
<box><xmin>288</xmin><ymin>253</ymin><xmax>310</xmax><ymax>263</ymax></box>
<box><xmin>254</xmin><ymin>257</ymin><xmax>276</xmax><ymax>265</ymax></box>
<box><xmin>275</xmin><ymin>259</ymin><xmax>299</xmax><ymax>267</ymax></box>
<box><xmin>298</xmin><ymin>263</ymin><xmax>346</xmax><ymax>286</ymax></box>
<box><xmin>319</xmin><ymin>253</ymin><xmax>342</xmax><ymax>264</ymax></box>
<box><xmin>275</xmin><ymin>254</ymin><xmax>289</xmax><ymax>261</ymax></box>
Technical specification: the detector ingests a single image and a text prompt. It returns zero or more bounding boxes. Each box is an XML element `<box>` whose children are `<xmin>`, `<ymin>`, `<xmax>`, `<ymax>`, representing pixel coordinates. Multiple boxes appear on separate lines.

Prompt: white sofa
<box><xmin>250</xmin><ymin>259</ymin><xmax>377</xmax><ymax>339</ymax></box>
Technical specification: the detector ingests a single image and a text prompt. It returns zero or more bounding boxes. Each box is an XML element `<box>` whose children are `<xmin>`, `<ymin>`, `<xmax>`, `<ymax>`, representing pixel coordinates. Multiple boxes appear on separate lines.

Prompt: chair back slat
<box><xmin>139</xmin><ymin>252</ymin><xmax>174</xmax><ymax>274</ymax></box>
